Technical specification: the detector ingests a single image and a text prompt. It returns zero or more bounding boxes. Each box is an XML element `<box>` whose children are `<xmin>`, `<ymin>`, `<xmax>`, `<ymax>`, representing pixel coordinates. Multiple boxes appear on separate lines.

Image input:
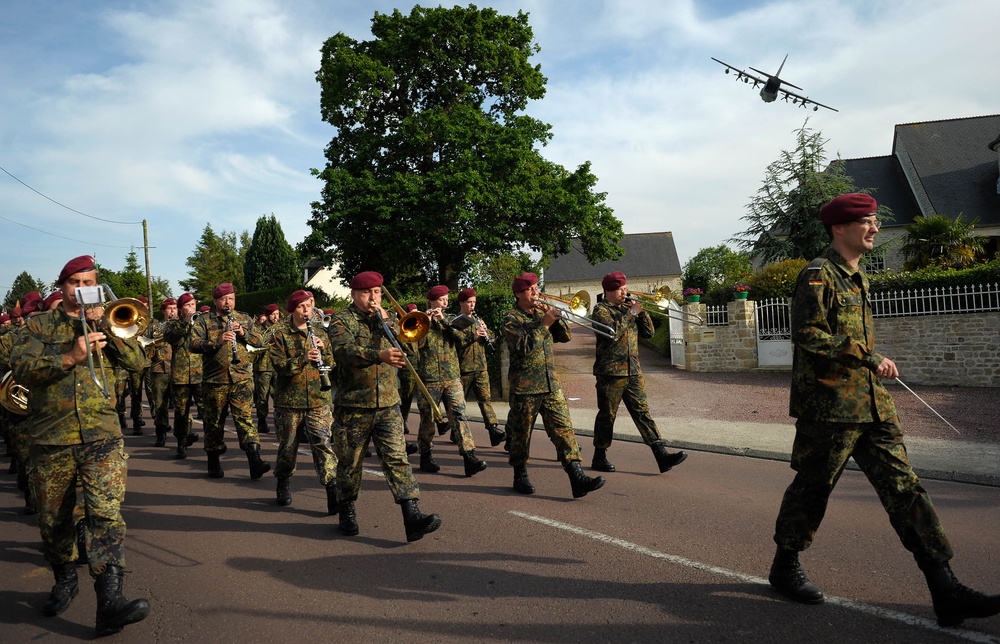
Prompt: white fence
<box><xmin>871</xmin><ymin>283</ymin><xmax>1000</xmax><ymax>318</ymax></box>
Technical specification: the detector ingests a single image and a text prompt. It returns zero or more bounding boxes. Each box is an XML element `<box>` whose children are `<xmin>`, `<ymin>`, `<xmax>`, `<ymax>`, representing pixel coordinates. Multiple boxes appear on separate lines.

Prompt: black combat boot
<box><xmin>94</xmin><ymin>565</ymin><xmax>150</xmax><ymax>637</ymax></box>
<box><xmin>463</xmin><ymin>450</ymin><xmax>487</xmax><ymax>477</ymax></box>
<box><xmin>591</xmin><ymin>447</ymin><xmax>616</xmax><ymax>472</ymax></box>
<box><xmin>486</xmin><ymin>424</ymin><xmax>506</xmax><ymax>447</ymax></box>
<box><xmin>405</xmin><ymin>441</ymin><xmax>418</xmax><ymax>455</ymax></box>
<box><xmin>652</xmin><ymin>441</ymin><xmax>688</xmax><ymax>473</ymax></box>
<box><xmin>400</xmin><ymin>499</ymin><xmax>442</xmax><ymax>543</ymax></box>
<box><xmin>276</xmin><ymin>477</ymin><xmax>292</xmax><ymax>506</ymax></box>
<box><xmin>76</xmin><ymin>520</ymin><xmax>89</xmax><ymax>564</ymax></box>
<box><xmin>325</xmin><ymin>481</ymin><xmax>339</xmax><ymax>516</ymax></box>
<box><xmin>436</xmin><ymin>420</ymin><xmax>450</xmax><ymax>436</ymax></box>
<box><xmin>564</xmin><ymin>461</ymin><xmax>606</xmax><ymax>499</ymax></box>
<box><xmin>131</xmin><ymin>417</ymin><xmax>143</xmax><ymax>436</ymax></box>
<box><xmin>24</xmin><ymin>486</ymin><xmax>37</xmax><ymax>515</ymax></box>
<box><xmin>176</xmin><ymin>437</ymin><xmax>188</xmax><ymax>460</ymax></box>
<box><xmin>7</xmin><ymin>454</ymin><xmax>17</xmax><ymax>474</ymax></box>
<box><xmin>921</xmin><ymin>561</ymin><xmax>1000</xmax><ymax>627</ymax></box>
<box><xmin>339</xmin><ymin>501</ymin><xmax>359</xmax><ymax>536</ymax></box>
<box><xmin>186</xmin><ymin>431</ymin><xmax>199</xmax><ymax>446</ymax></box>
<box><xmin>512</xmin><ymin>465</ymin><xmax>535</xmax><ymax>495</ymax></box>
<box><xmin>419</xmin><ymin>449</ymin><xmax>440</xmax><ymax>473</ymax></box>
<box><xmin>43</xmin><ymin>562</ymin><xmax>79</xmax><ymax>616</ymax></box>
<box><xmin>246</xmin><ymin>443</ymin><xmax>270</xmax><ymax>480</ymax></box>
<box><xmin>207</xmin><ymin>451</ymin><xmax>224</xmax><ymax>478</ymax></box>
<box><xmin>154</xmin><ymin>427</ymin><xmax>167</xmax><ymax>448</ymax></box>
<box><xmin>257</xmin><ymin>414</ymin><xmax>270</xmax><ymax>434</ymax></box>
<box><xmin>768</xmin><ymin>547</ymin><xmax>824</xmax><ymax>604</ymax></box>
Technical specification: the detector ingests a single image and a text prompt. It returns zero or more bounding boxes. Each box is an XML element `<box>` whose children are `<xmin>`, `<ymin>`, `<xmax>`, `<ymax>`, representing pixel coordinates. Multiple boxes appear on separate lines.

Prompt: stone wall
<box><xmin>682</xmin><ymin>300</ymin><xmax>758</xmax><ymax>372</ymax></box>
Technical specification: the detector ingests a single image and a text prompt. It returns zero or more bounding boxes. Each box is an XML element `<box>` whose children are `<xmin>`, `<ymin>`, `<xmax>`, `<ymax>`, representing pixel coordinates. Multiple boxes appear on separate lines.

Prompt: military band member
<box><xmin>146</xmin><ymin>298</ymin><xmax>175</xmax><ymax>448</ymax></box>
<box><xmin>397</xmin><ymin>303</ymin><xmax>419</xmax><ymax>432</ymax></box>
<box><xmin>42</xmin><ymin>291</ymin><xmax>63</xmax><ymax>311</ymax></box>
<box><xmin>268</xmin><ymin>290</ymin><xmax>338</xmax><ymax>512</ymax></box>
<box><xmin>11</xmin><ymin>255</ymin><xmax>150</xmax><ymax>636</ymax></box>
<box><xmin>453</xmin><ymin>287</ymin><xmax>505</xmax><ymax>447</ymax></box>
<box><xmin>590</xmin><ymin>271</ymin><xmax>687</xmax><ymax>474</ymax></box>
<box><xmin>163</xmin><ymin>293</ymin><xmax>202</xmax><ymax>459</ymax></box>
<box><xmin>115</xmin><ymin>296</ymin><xmax>147</xmax><ymax>436</ymax></box>
<box><xmin>411</xmin><ymin>285</ymin><xmax>487</xmax><ymax>477</ymax></box>
<box><xmin>504</xmin><ymin>272</ymin><xmax>605</xmax><ymax>499</ymax></box>
<box><xmin>328</xmin><ymin>271</ymin><xmax>441</xmax><ymax>543</ymax></box>
<box><xmin>190</xmin><ymin>283</ymin><xmax>270</xmax><ymax>480</ymax></box>
<box><xmin>768</xmin><ymin>194</ymin><xmax>1000</xmax><ymax>627</ymax></box>
<box><xmin>253</xmin><ymin>303</ymin><xmax>280</xmax><ymax>434</ymax></box>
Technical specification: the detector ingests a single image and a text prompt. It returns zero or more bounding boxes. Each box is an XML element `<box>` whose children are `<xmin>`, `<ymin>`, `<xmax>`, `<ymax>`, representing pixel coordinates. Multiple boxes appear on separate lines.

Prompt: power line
<box><xmin>0</xmin><ymin>213</ymin><xmax>137</xmax><ymax>248</ymax></box>
<box><xmin>0</xmin><ymin>163</ymin><xmax>143</xmax><ymax>225</ymax></box>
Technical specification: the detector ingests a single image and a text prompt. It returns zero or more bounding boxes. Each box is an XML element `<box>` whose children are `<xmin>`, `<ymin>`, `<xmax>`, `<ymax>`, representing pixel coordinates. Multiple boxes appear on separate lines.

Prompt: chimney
<box><xmin>989</xmin><ymin>133</ymin><xmax>1000</xmax><ymax>194</ymax></box>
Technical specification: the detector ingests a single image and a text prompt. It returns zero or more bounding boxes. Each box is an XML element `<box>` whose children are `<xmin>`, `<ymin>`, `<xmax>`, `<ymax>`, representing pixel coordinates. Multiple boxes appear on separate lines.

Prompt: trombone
<box><xmin>74</xmin><ymin>285</ymin><xmax>151</xmax><ymax>399</ymax></box>
<box><xmin>535</xmin><ymin>290</ymin><xmax>615</xmax><ymax>339</ymax></box>
<box><xmin>625</xmin><ymin>286</ymin><xmax>704</xmax><ymax>325</ymax></box>
<box><xmin>378</xmin><ymin>287</ymin><xmax>445</xmax><ymax>424</ymax></box>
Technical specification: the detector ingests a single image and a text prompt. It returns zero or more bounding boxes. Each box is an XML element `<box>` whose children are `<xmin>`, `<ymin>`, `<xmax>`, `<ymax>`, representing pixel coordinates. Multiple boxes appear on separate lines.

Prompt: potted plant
<box><xmin>732</xmin><ymin>283</ymin><xmax>750</xmax><ymax>300</ymax></box>
<box><xmin>683</xmin><ymin>287</ymin><xmax>703</xmax><ymax>303</ymax></box>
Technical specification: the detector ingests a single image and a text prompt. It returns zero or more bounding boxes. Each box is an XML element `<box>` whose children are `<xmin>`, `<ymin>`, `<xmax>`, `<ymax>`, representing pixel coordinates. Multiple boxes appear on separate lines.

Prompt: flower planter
<box><xmin>733</xmin><ymin>291</ymin><xmax>748</xmax><ymax>300</ymax></box>
<box><xmin>685</xmin><ymin>295</ymin><xmax>701</xmax><ymax>303</ymax></box>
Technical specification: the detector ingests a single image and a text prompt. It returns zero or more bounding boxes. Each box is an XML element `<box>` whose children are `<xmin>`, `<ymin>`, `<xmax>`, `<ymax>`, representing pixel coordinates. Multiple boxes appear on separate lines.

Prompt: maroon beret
<box><xmin>404</xmin><ymin>303</ymin><xmax>418</xmax><ymax>313</ymax></box>
<box><xmin>511</xmin><ymin>272</ymin><xmax>538</xmax><ymax>293</ymax></box>
<box><xmin>137</xmin><ymin>296</ymin><xmax>148</xmax><ymax>305</ymax></box>
<box><xmin>22</xmin><ymin>298</ymin><xmax>42</xmax><ymax>315</ymax></box>
<box><xmin>57</xmin><ymin>255</ymin><xmax>97</xmax><ymax>284</ymax></box>
<box><xmin>350</xmin><ymin>271</ymin><xmax>383</xmax><ymax>289</ymax></box>
<box><xmin>177</xmin><ymin>292</ymin><xmax>194</xmax><ymax>306</ymax></box>
<box><xmin>820</xmin><ymin>193</ymin><xmax>878</xmax><ymax>226</ymax></box>
<box><xmin>323</xmin><ymin>308</ymin><xmax>336</xmax><ymax>315</ymax></box>
<box><xmin>199</xmin><ymin>305</ymin><xmax>211</xmax><ymax>313</ymax></box>
<box><xmin>286</xmin><ymin>290</ymin><xmax>313</xmax><ymax>313</ymax></box>
<box><xmin>160</xmin><ymin>297</ymin><xmax>176</xmax><ymax>310</ymax></box>
<box><xmin>0</xmin><ymin>313</ymin><xmax>8</xmax><ymax>323</ymax></box>
<box><xmin>264</xmin><ymin>303</ymin><xmax>280</xmax><ymax>314</ymax></box>
<box><xmin>23</xmin><ymin>291</ymin><xmax>42</xmax><ymax>304</ymax></box>
<box><xmin>43</xmin><ymin>292</ymin><xmax>63</xmax><ymax>310</ymax></box>
<box><xmin>457</xmin><ymin>288</ymin><xmax>476</xmax><ymax>302</ymax></box>
<box><xmin>602</xmin><ymin>271</ymin><xmax>627</xmax><ymax>291</ymax></box>
<box><xmin>426</xmin><ymin>285</ymin><xmax>449</xmax><ymax>300</ymax></box>
<box><xmin>212</xmin><ymin>283</ymin><xmax>234</xmax><ymax>299</ymax></box>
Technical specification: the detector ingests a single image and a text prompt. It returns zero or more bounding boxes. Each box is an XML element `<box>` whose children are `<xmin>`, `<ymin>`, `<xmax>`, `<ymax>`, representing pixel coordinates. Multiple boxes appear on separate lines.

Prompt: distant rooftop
<box><xmin>544</xmin><ymin>232</ymin><xmax>681</xmax><ymax>282</ymax></box>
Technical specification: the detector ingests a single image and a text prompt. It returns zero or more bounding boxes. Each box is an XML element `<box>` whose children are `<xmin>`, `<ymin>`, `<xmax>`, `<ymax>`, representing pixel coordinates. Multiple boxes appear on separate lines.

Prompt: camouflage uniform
<box><xmin>11</xmin><ymin>307</ymin><xmax>147</xmax><ymax>576</ymax></box>
<box><xmin>503</xmin><ymin>306</ymin><xmax>582</xmax><ymax>467</ymax></box>
<box><xmin>252</xmin><ymin>323</ymin><xmax>277</xmax><ymax>430</ymax></box>
<box><xmin>144</xmin><ymin>321</ymin><xmax>173</xmax><ymax>438</ymax></box>
<box><xmin>591</xmin><ymin>301</ymin><xmax>664</xmax><ymax>447</ymax></box>
<box><xmin>774</xmin><ymin>247</ymin><xmax>953</xmax><ymax>565</ymax></box>
<box><xmin>190</xmin><ymin>310</ymin><xmax>262</xmax><ymax>452</ymax></box>
<box><xmin>328</xmin><ymin>304</ymin><xmax>419</xmax><ymax>504</ymax></box>
<box><xmin>1</xmin><ymin>326</ymin><xmax>35</xmax><ymax>501</ymax></box>
<box><xmin>412</xmin><ymin>315</ymin><xmax>476</xmax><ymax>455</ymax></box>
<box><xmin>113</xmin><ymin>366</ymin><xmax>144</xmax><ymax>432</ymax></box>
<box><xmin>397</xmin><ymin>359</ymin><xmax>416</xmax><ymax>428</ymax></box>
<box><xmin>455</xmin><ymin>322</ymin><xmax>499</xmax><ymax>427</ymax></box>
<box><xmin>268</xmin><ymin>316</ymin><xmax>337</xmax><ymax>485</ymax></box>
<box><xmin>163</xmin><ymin>317</ymin><xmax>203</xmax><ymax>445</ymax></box>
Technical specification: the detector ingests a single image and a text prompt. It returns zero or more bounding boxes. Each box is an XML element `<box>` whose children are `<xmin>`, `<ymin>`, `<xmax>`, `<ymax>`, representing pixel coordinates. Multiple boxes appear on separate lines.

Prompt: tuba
<box><xmin>0</xmin><ymin>370</ymin><xmax>29</xmax><ymax>415</ymax></box>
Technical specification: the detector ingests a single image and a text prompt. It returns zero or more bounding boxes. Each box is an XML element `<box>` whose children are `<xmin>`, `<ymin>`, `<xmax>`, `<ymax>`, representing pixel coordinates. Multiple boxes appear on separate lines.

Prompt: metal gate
<box><xmin>756</xmin><ymin>298</ymin><xmax>793</xmax><ymax>367</ymax></box>
<box><xmin>668</xmin><ymin>300</ymin><xmax>686</xmax><ymax>368</ymax></box>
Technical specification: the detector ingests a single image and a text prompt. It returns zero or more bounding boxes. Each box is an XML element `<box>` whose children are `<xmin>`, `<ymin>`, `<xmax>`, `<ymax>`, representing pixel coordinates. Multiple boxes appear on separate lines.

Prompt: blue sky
<box><xmin>2</xmin><ymin>0</ymin><xmax>999</xmax><ymax>297</ymax></box>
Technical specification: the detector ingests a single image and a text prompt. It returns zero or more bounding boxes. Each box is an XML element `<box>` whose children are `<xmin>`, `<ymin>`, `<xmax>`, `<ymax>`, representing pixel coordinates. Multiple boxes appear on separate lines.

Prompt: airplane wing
<box><xmin>777</xmin><ymin>85</ymin><xmax>838</xmax><ymax>112</ymax></box>
<box><xmin>710</xmin><ymin>57</ymin><xmax>767</xmax><ymax>88</ymax></box>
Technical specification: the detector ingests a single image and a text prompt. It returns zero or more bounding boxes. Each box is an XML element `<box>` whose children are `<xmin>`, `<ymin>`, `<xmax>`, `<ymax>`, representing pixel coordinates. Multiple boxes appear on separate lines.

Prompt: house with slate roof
<box><xmin>834</xmin><ymin>114</ymin><xmax>1000</xmax><ymax>270</ymax></box>
<box><xmin>542</xmin><ymin>232</ymin><xmax>682</xmax><ymax>310</ymax></box>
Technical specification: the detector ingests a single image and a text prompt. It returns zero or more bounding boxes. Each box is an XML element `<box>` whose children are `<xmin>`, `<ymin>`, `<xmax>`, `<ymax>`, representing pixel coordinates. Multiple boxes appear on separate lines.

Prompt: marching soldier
<box><xmin>253</xmin><ymin>303</ymin><xmax>280</xmax><ymax>434</ymax></box>
<box><xmin>504</xmin><ymin>272</ymin><xmax>605</xmax><ymax>499</ymax></box>
<box><xmin>115</xmin><ymin>296</ymin><xmax>147</xmax><ymax>436</ymax></box>
<box><xmin>453</xmin><ymin>287</ymin><xmax>505</xmax><ymax>447</ymax></box>
<box><xmin>268</xmin><ymin>290</ymin><xmax>338</xmax><ymax>512</ymax></box>
<box><xmin>146</xmin><ymin>299</ymin><xmax>175</xmax><ymax>448</ymax></box>
<box><xmin>11</xmin><ymin>255</ymin><xmax>150</xmax><ymax>636</ymax></box>
<box><xmin>162</xmin><ymin>293</ymin><xmax>202</xmax><ymax>459</ymax></box>
<box><xmin>190</xmin><ymin>283</ymin><xmax>270</xmax><ymax>480</ymax></box>
<box><xmin>327</xmin><ymin>271</ymin><xmax>441</xmax><ymax>542</ymax></box>
<box><xmin>590</xmin><ymin>271</ymin><xmax>687</xmax><ymax>474</ymax></box>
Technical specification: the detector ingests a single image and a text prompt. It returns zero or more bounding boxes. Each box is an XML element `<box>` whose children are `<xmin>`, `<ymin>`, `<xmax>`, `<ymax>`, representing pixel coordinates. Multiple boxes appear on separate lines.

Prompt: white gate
<box><xmin>668</xmin><ymin>300</ymin><xmax>686</xmax><ymax>368</ymax></box>
<box><xmin>756</xmin><ymin>298</ymin><xmax>793</xmax><ymax>367</ymax></box>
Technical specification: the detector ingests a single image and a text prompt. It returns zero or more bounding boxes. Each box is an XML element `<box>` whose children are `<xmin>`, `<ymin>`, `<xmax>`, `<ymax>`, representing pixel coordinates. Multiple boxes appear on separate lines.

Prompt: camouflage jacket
<box><xmin>268</xmin><ymin>316</ymin><xmax>335</xmax><ymax>409</ymax></box>
<box><xmin>455</xmin><ymin>319</ymin><xmax>493</xmax><ymax>374</ymax></box>
<box><xmin>504</xmin><ymin>305</ymin><xmax>571</xmax><ymax>395</ymax></box>
<box><xmin>412</xmin><ymin>316</ymin><xmax>463</xmax><ymax>383</ymax></box>
<box><xmin>163</xmin><ymin>317</ymin><xmax>203</xmax><ymax>385</ymax></box>
<box><xmin>789</xmin><ymin>247</ymin><xmax>897</xmax><ymax>422</ymax></box>
<box><xmin>190</xmin><ymin>310</ymin><xmax>262</xmax><ymax>384</ymax></box>
<box><xmin>252</xmin><ymin>322</ymin><xmax>278</xmax><ymax>373</ymax></box>
<box><xmin>591</xmin><ymin>301</ymin><xmax>654</xmax><ymax>377</ymax></box>
<box><xmin>0</xmin><ymin>326</ymin><xmax>19</xmax><ymax>370</ymax></box>
<box><xmin>328</xmin><ymin>303</ymin><xmax>400</xmax><ymax>409</ymax></box>
<box><xmin>146</xmin><ymin>320</ymin><xmax>173</xmax><ymax>374</ymax></box>
<box><xmin>11</xmin><ymin>307</ymin><xmax>147</xmax><ymax>445</ymax></box>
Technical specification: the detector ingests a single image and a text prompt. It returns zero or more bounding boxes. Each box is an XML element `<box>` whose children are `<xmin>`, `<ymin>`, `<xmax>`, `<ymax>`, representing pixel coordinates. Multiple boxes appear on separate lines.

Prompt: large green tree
<box><xmin>682</xmin><ymin>245</ymin><xmax>753</xmax><ymax>292</ymax></box>
<box><xmin>244</xmin><ymin>214</ymin><xmax>301</xmax><ymax>292</ymax></box>
<box><xmin>179</xmin><ymin>224</ymin><xmax>250</xmax><ymax>303</ymax></box>
<box><xmin>4</xmin><ymin>271</ymin><xmax>48</xmax><ymax>310</ymax></box>
<box><xmin>307</xmin><ymin>5</ymin><xmax>623</xmax><ymax>291</ymax></box>
<box><xmin>731</xmin><ymin>120</ymin><xmax>890</xmax><ymax>263</ymax></box>
<box><xmin>900</xmin><ymin>213</ymin><xmax>987</xmax><ymax>270</ymax></box>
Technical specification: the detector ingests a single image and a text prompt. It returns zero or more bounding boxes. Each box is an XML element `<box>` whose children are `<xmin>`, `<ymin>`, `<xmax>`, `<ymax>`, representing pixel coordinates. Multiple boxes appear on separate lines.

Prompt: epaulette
<box><xmin>806</xmin><ymin>257</ymin><xmax>826</xmax><ymax>286</ymax></box>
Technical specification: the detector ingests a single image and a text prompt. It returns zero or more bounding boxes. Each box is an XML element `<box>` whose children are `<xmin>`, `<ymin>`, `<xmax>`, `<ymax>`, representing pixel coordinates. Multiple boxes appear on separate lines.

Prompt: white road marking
<box><xmin>511</xmin><ymin>511</ymin><xmax>1000</xmax><ymax>644</ymax></box>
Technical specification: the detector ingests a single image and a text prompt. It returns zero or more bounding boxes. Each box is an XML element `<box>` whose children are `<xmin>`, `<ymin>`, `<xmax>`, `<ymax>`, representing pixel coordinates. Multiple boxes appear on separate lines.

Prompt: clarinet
<box><xmin>307</xmin><ymin>322</ymin><xmax>333</xmax><ymax>392</ymax></box>
<box><xmin>472</xmin><ymin>312</ymin><xmax>495</xmax><ymax>352</ymax></box>
<box><xmin>225</xmin><ymin>307</ymin><xmax>240</xmax><ymax>364</ymax></box>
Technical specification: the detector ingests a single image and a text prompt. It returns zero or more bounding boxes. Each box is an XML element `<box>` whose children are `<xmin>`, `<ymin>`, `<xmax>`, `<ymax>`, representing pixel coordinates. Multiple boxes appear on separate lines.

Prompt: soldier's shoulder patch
<box><xmin>805</xmin><ymin>257</ymin><xmax>826</xmax><ymax>285</ymax></box>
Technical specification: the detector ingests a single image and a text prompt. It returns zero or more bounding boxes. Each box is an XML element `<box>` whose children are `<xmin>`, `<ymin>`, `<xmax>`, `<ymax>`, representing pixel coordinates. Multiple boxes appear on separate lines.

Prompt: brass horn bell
<box><xmin>103</xmin><ymin>298</ymin><xmax>150</xmax><ymax>340</ymax></box>
<box><xmin>0</xmin><ymin>370</ymin><xmax>29</xmax><ymax>415</ymax></box>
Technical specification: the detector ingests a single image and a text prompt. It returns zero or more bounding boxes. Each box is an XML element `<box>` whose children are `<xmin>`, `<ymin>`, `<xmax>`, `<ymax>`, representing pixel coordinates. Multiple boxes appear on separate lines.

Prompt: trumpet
<box><xmin>625</xmin><ymin>286</ymin><xmax>704</xmax><ymax>325</ymax></box>
<box><xmin>534</xmin><ymin>290</ymin><xmax>615</xmax><ymax>339</ymax></box>
<box><xmin>0</xmin><ymin>370</ymin><xmax>28</xmax><ymax>415</ymax></box>
<box><xmin>378</xmin><ymin>287</ymin><xmax>444</xmax><ymax>424</ymax></box>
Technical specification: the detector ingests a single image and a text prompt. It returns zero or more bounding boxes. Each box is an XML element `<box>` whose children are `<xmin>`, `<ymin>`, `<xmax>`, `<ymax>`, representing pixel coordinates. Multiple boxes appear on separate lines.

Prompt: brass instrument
<box><xmin>535</xmin><ymin>290</ymin><xmax>615</xmax><ymax>339</ymax></box>
<box><xmin>378</xmin><ymin>287</ymin><xmax>444</xmax><ymax>424</ymax></box>
<box><xmin>0</xmin><ymin>370</ymin><xmax>28</xmax><ymax>415</ymax></box>
<box><xmin>74</xmin><ymin>285</ymin><xmax>151</xmax><ymax>399</ymax></box>
<box><xmin>625</xmin><ymin>286</ymin><xmax>704</xmax><ymax>325</ymax></box>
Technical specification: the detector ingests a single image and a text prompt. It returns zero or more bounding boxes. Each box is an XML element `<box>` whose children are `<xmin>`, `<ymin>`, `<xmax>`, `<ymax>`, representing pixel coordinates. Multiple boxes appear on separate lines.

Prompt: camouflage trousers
<box><xmin>254</xmin><ymin>370</ymin><xmax>274</xmax><ymax>420</ymax></box>
<box><xmin>593</xmin><ymin>374</ymin><xmax>663</xmax><ymax>448</ymax></box>
<box><xmin>417</xmin><ymin>378</ymin><xmax>475</xmax><ymax>454</ymax></box>
<box><xmin>460</xmin><ymin>370</ymin><xmax>499</xmax><ymax>426</ymax></box>
<box><xmin>145</xmin><ymin>372</ymin><xmax>171</xmax><ymax>430</ymax></box>
<box><xmin>274</xmin><ymin>405</ymin><xmax>336</xmax><ymax>485</ymax></box>
<box><xmin>202</xmin><ymin>380</ymin><xmax>259</xmax><ymax>453</ymax></box>
<box><xmin>172</xmin><ymin>383</ymin><xmax>200</xmax><ymax>441</ymax></box>
<box><xmin>333</xmin><ymin>405</ymin><xmax>418</xmax><ymax>504</ymax></box>
<box><xmin>399</xmin><ymin>376</ymin><xmax>416</xmax><ymax>426</ymax></box>
<box><xmin>115</xmin><ymin>369</ymin><xmax>144</xmax><ymax>423</ymax></box>
<box><xmin>774</xmin><ymin>418</ymin><xmax>953</xmax><ymax>564</ymax></box>
<box><xmin>30</xmin><ymin>437</ymin><xmax>128</xmax><ymax>577</ymax></box>
<box><xmin>6</xmin><ymin>414</ymin><xmax>34</xmax><ymax>483</ymax></box>
<box><xmin>507</xmin><ymin>390</ymin><xmax>582</xmax><ymax>468</ymax></box>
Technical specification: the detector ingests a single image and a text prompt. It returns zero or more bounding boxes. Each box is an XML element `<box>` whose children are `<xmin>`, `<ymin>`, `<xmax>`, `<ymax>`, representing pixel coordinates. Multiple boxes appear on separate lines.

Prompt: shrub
<box><xmin>747</xmin><ymin>259</ymin><xmax>808</xmax><ymax>299</ymax></box>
